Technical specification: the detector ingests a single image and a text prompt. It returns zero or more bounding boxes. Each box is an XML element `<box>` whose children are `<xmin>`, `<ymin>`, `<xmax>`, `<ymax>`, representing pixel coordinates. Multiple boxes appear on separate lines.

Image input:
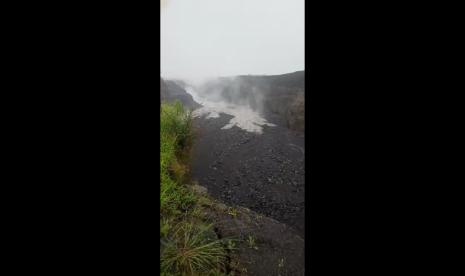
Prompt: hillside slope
<box><xmin>160</xmin><ymin>77</ymin><xmax>201</xmax><ymax>110</ymax></box>
<box><xmin>195</xmin><ymin>71</ymin><xmax>305</xmax><ymax>132</ymax></box>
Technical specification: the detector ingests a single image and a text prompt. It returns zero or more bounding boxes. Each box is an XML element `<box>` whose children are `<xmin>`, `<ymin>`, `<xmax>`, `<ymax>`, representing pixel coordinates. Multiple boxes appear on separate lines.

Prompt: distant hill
<box><xmin>237</xmin><ymin>71</ymin><xmax>305</xmax><ymax>89</ymax></box>
<box><xmin>160</xmin><ymin>77</ymin><xmax>201</xmax><ymax>110</ymax></box>
<box><xmin>197</xmin><ymin>71</ymin><xmax>305</xmax><ymax>132</ymax></box>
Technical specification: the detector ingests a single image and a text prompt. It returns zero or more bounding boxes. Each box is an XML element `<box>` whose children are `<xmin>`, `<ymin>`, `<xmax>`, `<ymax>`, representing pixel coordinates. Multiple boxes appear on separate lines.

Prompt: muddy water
<box><xmin>187</xmin><ymin>87</ymin><xmax>305</xmax><ymax>238</ymax></box>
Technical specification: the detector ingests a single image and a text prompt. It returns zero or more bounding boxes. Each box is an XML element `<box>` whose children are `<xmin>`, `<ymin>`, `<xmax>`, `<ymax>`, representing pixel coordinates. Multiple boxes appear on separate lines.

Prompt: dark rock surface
<box><xmin>190</xmin><ymin>113</ymin><xmax>305</xmax><ymax>238</ymax></box>
<box><xmin>204</xmin><ymin>203</ymin><xmax>305</xmax><ymax>276</ymax></box>
<box><xmin>160</xmin><ymin>77</ymin><xmax>201</xmax><ymax>110</ymax></box>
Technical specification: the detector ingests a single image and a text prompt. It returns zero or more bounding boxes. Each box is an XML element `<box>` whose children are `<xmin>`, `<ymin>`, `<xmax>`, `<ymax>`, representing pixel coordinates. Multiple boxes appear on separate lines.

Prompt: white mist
<box><xmin>185</xmin><ymin>86</ymin><xmax>276</xmax><ymax>134</ymax></box>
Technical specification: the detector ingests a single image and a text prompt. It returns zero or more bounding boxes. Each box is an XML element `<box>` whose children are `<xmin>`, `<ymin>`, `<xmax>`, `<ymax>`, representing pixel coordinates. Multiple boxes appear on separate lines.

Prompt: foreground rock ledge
<box><xmin>191</xmin><ymin>184</ymin><xmax>305</xmax><ymax>276</ymax></box>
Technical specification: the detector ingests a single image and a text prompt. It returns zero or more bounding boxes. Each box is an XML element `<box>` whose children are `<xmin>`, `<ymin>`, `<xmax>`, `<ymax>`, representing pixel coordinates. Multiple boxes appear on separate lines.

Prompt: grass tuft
<box><xmin>161</xmin><ymin>222</ymin><xmax>226</xmax><ymax>274</ymax></box>
<box><xmin>160</xmin><ymin>101</ymin><xmax>229</xmax><ymax>275</ymax></box>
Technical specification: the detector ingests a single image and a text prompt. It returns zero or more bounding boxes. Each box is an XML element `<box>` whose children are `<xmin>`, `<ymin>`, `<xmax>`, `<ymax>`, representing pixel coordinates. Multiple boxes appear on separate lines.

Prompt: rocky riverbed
<box><xmin>190</xmin><ymin>112</ymin><xmax>305</xmax><ymax>238</ymax></box>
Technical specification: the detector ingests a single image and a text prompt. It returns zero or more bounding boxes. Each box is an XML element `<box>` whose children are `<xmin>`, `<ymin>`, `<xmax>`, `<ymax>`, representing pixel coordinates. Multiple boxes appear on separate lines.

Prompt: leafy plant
<box><xmin>226</xmin><ymin>239</ymin><xmax>236</xmax><ymax>251</ymax></box>
<box><xmin>227</xmin><ymin>207</ymin><xmax>237</xmax><ymax>218</ymax></box>
<box><xmin>246</xmin><ymin>235</ymin><xmax>258</xmax><ymax>250</ymax></box>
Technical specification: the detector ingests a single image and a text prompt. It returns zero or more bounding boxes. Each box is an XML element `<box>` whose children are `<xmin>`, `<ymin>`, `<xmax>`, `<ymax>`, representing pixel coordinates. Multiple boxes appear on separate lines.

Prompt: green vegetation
<box><xmin>160</xmin><ymin>101</ymin><xmax>195</xmax><ymax>216</ymax></box>
<box><xmin>227</xmin><ymin>207</ymin><xmax>237</xmax><ymax>218</ymax></box>
<box><xmin>246</xmin><ymin>235</ymin><xmax>258</xmax><ymax>250</ymax></box>
<box><xmin>160</xmin><ymin>101</ymin><xmax>228</xmax><ymax>275</ymax></box>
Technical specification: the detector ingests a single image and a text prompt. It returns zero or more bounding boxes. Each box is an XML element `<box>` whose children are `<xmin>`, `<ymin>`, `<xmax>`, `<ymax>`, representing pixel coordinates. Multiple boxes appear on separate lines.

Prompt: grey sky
<box><xmin>161</xmin><ymin>0</ymin><xmax>304</xmax><ymax>83</ymax></box>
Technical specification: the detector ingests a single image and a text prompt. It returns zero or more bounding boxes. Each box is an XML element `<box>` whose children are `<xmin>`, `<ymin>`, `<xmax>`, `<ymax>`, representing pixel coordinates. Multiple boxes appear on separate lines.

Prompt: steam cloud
<box><xmin>161</xmin><ymin>0</ymin><xmax>304</xmax><ymax>133</ymax></box>
<box><xmin>186</xmin><ymin>84</ymin><xmax>276</xmax><ymax>134</ymax></box>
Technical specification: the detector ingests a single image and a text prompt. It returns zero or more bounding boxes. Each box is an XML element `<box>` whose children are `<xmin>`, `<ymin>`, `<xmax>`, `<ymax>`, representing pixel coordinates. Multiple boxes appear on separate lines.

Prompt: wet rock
<box><xmin>215</xmin><ymin>202</ymin><xmax>228</xmax><ymax>212</ymax></box>
<box><xmin>189</xmin><ymin>184</ymin><xmax>208</xmax><ymax>196</ymax></box>
<box><xmin>190</xmin><ymin>112</ymin><xmax>305</xmax><ymax>237</ymax></box>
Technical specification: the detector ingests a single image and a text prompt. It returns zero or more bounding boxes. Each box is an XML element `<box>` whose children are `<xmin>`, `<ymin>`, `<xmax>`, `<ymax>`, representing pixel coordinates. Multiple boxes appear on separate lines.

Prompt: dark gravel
<box><xmin>190</xmin><ymin>113</ymin><xmax>305</xmax><ymax>238</ymax></box>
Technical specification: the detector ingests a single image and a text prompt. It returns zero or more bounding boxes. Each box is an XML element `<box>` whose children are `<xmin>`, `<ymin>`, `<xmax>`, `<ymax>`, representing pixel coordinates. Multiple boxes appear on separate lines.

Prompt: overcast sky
<box><xmin>161</xmin><ymin>0</ymin><xmax>304</xmax><ymax>83</ymax></box>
